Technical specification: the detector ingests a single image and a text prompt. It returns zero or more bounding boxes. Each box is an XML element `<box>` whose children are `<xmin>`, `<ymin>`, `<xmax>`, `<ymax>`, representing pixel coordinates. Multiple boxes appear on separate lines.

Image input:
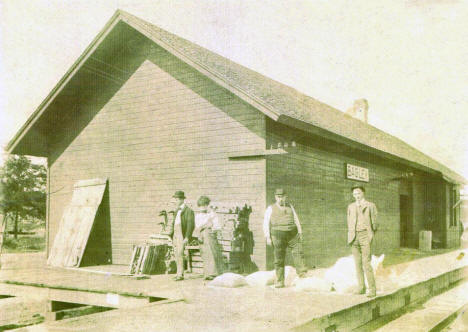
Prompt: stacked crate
<box><xmin>214</xmin><ymin>204</ymin><xmax>252</xmax><ymax>273</ymax></box>
<box><xmin>187</xmin><ymin>246</ymin><xmax>203</xmax><ymax>274</ymax></box>
<box><xmin>185</xmin><ymin>213</ymin><xmax>236</xmax><ymax>274</ymax></box>
<box><xmin>128</xmin><ymin>243</ymin><xmax>168</xmax><ymax>275</ymax></box>
<box><xmin>185</xmin><ymin>210</ymin><xmax>241</xmax><ymax>274</ymax></box>
<box><xmin>216</xmin><ymin>212</ymin><xmax>237</xmax><ymax>266</ymax></box>
<box><xmin>129</xmin><ymin>204</ymin><xmax>252</xmax><ymax>275</ymax></box>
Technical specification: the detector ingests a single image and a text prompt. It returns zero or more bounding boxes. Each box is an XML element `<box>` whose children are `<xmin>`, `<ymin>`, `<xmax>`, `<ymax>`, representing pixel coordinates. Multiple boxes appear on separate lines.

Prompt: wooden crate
<box><xmin>128</xmin><ymin>244</ymin><xmax>168</xmax><ymax>275</ymax></box>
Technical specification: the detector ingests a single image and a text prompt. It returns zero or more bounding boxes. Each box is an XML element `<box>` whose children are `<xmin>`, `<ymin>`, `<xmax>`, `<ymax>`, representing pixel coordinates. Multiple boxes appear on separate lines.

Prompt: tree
<box><xmin>0</xmin><ymin>155</ymin><xmax>46</xmax><ymax>239</ymax></box>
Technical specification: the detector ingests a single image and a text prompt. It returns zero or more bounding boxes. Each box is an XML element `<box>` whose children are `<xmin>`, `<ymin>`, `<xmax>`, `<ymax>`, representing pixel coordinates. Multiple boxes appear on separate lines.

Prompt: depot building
<box><xmin>7</xmin><ymin>10</ymin><xmax>466</xmax><ymax>270</ymax></box>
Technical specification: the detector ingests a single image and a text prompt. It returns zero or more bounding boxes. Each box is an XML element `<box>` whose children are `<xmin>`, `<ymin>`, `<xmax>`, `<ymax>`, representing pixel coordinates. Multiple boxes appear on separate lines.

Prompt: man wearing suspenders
<box><xmin>263</xmin><ymin>188</ymin><xmax>307</xmax><ymax>288</ymax></box>
<box><xmin>167</xmin><ymin>191</ymin><xmax>195</xmax><ymax>281</ymax></box>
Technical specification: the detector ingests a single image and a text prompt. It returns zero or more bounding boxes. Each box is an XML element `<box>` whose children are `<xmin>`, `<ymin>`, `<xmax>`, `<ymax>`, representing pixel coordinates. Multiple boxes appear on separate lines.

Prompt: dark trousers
<box><xmin>271</xmin><ymin>228</ymin><xmax>307</xmax><ymax>283</ymax></box>
<box><xmin>351</xmin><ymin>230</ymin><xmax>376</xmax><ymax>292</ymax></box>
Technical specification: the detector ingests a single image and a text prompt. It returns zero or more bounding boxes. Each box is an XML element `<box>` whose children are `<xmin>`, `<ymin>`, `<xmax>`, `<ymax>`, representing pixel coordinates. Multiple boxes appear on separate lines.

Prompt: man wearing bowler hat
<box><xmin>263</xmin><ymin>188</ymin><xmax>307</xmax><ymax>288</ymax></box>
<box><xmin>168</xmin><ymin>191</ymin><xmax>195</xmax><ymax>281</ymax></box>
<box><xmin>347</xmin><ymin>186</ymin><xmax>378</xmax><ymax>297</ymax></box>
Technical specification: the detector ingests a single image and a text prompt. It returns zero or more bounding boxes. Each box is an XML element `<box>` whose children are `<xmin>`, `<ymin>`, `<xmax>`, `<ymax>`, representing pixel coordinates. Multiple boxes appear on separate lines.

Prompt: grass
<box><xmin>2</xmin><ymin>235</ymin><xmax>45</xmax><ymax>253</ymax></box>
<box><xmin>2</xmin><ymin>219</ymin><xmax>46</xmax><ymax>253</ymax></box>
<box><xmin>20</xmin><ymin>220</ymin><xmax>45</xmax><ymax>233</ymax></box>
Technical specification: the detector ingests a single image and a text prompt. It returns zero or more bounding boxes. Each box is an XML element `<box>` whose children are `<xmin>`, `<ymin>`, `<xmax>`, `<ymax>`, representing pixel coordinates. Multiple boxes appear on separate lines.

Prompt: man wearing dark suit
<box><xmin>347</xmin><ymin>186</ymin><xmax>378</xmax><ymax>297</ymax></box>
<box><xmin>168</xmin><ymin>191</ymin><xmax>195</xmax><ymax>281</ymax></box>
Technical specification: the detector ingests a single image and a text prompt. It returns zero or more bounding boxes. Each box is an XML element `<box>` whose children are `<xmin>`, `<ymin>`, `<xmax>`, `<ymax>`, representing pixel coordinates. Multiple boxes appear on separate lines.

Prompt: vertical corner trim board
<box><xmin>47</xmin><ymin>178</ymin><xmax>108</xmax><ymax>268</ymax></box>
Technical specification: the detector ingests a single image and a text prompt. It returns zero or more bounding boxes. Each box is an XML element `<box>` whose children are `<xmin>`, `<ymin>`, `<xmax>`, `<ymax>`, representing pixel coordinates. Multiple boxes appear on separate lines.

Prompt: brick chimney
<box><xmin>345</xmin><ymin>99</ymin><xmax>368</xmax><ymax>123</ymax></box>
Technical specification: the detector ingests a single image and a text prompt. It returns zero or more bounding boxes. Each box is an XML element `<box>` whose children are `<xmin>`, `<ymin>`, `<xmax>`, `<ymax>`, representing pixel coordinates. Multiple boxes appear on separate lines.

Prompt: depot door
<box><xmin>400</xmin><ymin>194</ymin><xmax>412</xmax><ymax>247</ymax></box>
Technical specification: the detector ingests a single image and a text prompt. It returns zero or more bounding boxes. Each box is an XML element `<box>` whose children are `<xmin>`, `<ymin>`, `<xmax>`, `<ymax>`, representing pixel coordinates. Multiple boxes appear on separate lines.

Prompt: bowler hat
<box><xmin>274</xmin><ymin>188</ymin><xmax>286</xmax><ymax>196</ymax></box>
<box><xmin>173</xmin><ymin>191</ymin><xmax>186</xmax><ymax>199</ymax></box>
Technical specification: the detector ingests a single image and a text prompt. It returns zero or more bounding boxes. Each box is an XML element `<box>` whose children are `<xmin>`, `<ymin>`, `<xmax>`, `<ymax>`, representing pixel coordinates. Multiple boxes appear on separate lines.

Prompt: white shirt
<box><xmin>263</xmin><ymin>203</ymin><xmax>301</xmax><ymax>239</ymax></box>
<box><xmin>195</xmin><ymin>211</ymin><xmax>220</xmax><ymax>230</ymax></box>
<box><xmin>174</xmin><ymin>203</ymin><xmax>185</xmax><ymax>225</ymax></box>
<box><xmin>356</xmin><ymin>199</ymin><xmax>365</xmax><ymax>209</ymax></box>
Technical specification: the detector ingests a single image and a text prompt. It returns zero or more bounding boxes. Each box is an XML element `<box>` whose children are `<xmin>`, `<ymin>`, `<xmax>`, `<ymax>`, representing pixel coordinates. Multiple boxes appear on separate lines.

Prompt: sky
<box><xmin>0</xmin><ymin>0</ymin><xmax>467</xmax><ymax>181</ymax></box>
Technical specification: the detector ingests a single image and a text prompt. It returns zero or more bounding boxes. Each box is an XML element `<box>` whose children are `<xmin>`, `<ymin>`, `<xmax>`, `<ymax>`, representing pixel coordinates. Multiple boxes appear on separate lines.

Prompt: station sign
<box><xmin>346</xmin><ymin>163</ymin><xmax>369</xmax><ymax>182</ymax></box>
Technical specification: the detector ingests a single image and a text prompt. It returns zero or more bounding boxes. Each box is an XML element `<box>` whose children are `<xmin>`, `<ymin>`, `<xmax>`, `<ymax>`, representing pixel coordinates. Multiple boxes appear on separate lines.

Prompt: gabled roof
<box><xmin>7</xmin><ymin>9</ymin><xmax>466</xmax><ymax>184</ymax></box>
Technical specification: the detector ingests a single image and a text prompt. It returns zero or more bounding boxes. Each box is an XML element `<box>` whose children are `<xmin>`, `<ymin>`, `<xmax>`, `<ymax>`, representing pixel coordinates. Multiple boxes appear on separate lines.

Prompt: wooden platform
<box><xmin>1</xmin><ymin>250</ymin><xmax>468</xmax><ymax>331</ymax></box>
<box><xmin>0</xmin><ymin>266</ymin><xmax>197</xmax><ymax>308</ymax></box>
<box><xmin>374</xmin><ymin>282</ymin><xmax>468</xmax><ymax>332</ymax></box>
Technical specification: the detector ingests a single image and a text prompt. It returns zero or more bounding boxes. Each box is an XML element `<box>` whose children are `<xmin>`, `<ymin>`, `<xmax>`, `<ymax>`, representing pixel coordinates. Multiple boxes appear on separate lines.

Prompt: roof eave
<box><xmin>7</xmin><ymin>10</ymin><xmax>465</xmax><ymax>185</ymax></box>
<box><xmin>277</xmin><ymin>115</ymin><xmax>467</xmax><ymax>184</ymax></box>
<box><xmin>7</xmin><ymin>9</ymin><xmax>282</xmax><ymax>157</ymax></box>
<box><xmin>6</xmin><ymin>10</ymin><xmax>125</xmax><ymax>156</ymax></box>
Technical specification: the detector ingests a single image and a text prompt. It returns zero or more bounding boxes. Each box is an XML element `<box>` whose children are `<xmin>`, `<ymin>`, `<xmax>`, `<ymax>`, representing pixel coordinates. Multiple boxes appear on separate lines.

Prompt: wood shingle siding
<box><xmin>49</xmin><ymin>45</ymin><xmax>266</xmax><ymax>265</ymax></box>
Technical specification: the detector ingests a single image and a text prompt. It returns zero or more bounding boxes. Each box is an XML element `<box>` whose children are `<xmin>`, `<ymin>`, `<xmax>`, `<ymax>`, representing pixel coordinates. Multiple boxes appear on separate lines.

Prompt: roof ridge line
<box><xmin>119</xmin><ymin>11</ymin><xmax>406</xmax><ymax>139</ymax></box>
<box><xmin>118</xmin><ymin>10</ymin><xmax>283</xmax><ymax>120</ymax></box>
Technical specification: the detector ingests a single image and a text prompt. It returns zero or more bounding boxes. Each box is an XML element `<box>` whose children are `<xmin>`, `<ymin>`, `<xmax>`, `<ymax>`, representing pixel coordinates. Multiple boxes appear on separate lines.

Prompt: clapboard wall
<box><xmin>47</xmin><ymin>42</ymin><xmax>267</xmax><ymax>265</ymax></box>
<box><xmin>266</xmin><ymin>119</ymin><xmax>412</xmax><ymax>268</ymax></box>
<box><xmin>43</xmin><ymin>26</ymin><xmax>459</xmax><ymax>270</ymax></box>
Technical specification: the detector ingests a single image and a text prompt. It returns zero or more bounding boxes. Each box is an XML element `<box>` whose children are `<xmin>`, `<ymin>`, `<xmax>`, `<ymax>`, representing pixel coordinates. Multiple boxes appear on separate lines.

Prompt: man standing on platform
<box><xmin>168</xmin><ymin>191</ymin><xmax>194</xmax><ymax>281</ymax></box>
<box><xmin>347</xmin><ymin>186</ymin><xmax>378</xmax><ymax>297</ymax></box>
<box><xmin>264</xmin><ymin>188</ymin><xmax>307</xmax><ymax>288</ymax></box>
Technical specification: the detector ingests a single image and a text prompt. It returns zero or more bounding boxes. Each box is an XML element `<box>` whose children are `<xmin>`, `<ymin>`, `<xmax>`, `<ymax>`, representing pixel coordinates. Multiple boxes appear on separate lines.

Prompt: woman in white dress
<box><xmin>194</xmin><ymin>196</ymin><xmax>223</xmax><ymax>280</ymax></box>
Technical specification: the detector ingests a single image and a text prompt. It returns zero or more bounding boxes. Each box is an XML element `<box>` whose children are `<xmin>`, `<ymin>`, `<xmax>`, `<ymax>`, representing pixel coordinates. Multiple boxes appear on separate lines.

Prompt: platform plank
<box><xmin>1</xmin><ymin>249</ymin><xmax>468</xmax><ymax>331</ymax></box>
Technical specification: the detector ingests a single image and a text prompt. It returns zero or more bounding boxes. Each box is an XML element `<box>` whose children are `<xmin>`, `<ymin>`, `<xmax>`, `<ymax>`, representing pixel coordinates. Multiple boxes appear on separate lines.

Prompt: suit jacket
<box><xmin>347</xmin><ymin>200</ymin><xmax>378</xmax><ymax>244</ymax></box>
<box><xmin>168</xmin><ymin>205</ymin><xmax>195</xmax><ymax>241</ymax></box>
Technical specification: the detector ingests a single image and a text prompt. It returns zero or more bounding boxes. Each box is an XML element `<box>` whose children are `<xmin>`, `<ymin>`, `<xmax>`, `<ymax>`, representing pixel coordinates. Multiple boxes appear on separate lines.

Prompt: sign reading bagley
<box><xmin>346</xmin><ymin>163</ymin><xmax>369</xmax><ymax>182</ymax></box>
